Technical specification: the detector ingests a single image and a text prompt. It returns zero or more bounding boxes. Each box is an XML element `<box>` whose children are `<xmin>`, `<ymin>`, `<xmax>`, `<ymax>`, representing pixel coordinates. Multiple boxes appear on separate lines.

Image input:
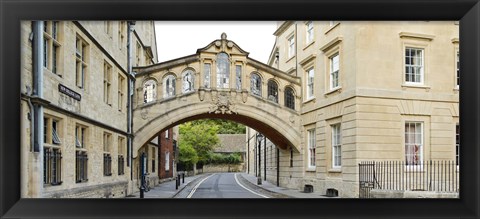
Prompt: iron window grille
<box><xmin>43</xmin><ymin>148</ymin><xmax>62</xmax><ymax>185</ymax></box>
<box><xmin>103</xmin><ymin>153</ymin><xmax>112</xmax><ymax>176</ymax></box>
<box><xmin>118</xmin><ymin>155</ymin><xmax>125</xmax><ymax>175</ymax></box>
<box><xmin>75</xmin><ymin>151</ymin><xmax>88</xmax><ymax>183</ymax></box>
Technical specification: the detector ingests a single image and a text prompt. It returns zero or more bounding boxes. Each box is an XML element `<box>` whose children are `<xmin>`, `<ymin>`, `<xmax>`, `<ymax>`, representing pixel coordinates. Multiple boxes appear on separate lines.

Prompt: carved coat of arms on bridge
<box><xmin>209</xmin><ymin>91</ymin><xmax>237</xmax><ymax>114</ymax></box>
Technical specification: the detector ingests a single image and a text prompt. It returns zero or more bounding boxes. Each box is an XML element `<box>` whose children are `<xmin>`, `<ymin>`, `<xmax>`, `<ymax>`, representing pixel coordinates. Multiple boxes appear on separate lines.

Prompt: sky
<box><xmin>155</xmin><ymin>21</ymin><xmax>278</xmax><ymax>63</ymax></box>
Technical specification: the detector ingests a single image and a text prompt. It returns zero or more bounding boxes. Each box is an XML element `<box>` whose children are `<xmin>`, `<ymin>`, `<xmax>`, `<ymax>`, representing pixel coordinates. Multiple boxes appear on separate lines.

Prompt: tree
<box><xmin>179</xmin><ymin>121</ymin><xmax>220</xmax><ymax>164</ymax></box>
<box><xmin>178</xmin><ymin>143</ymin><xmax>198</xmax><ymax>170</ymax></box>
<box><xmin>190</xmin><ymin>119</ymin><xmax>246</xmax><ymax>134</ymax></box>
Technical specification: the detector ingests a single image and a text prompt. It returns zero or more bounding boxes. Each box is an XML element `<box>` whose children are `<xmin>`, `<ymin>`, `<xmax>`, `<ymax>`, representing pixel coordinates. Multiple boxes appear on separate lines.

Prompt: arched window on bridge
<box><xmin>285</xmin><ymin>87</ymin><xmax>295</xmax><ymax>110</ymax></box>
<box><xmin>143</xmin><ymin>79</ymin><xmax>157</xmax><ymax>103</ymax></box>
<box><xmin>216</xmin><ymin>53</ymin><xmax>230</xmax><ymax>89</ymax></box>
<box><xmin>163</xmin><ymin>75</ymin><xmax>176</xmax><ymax>98</ymax></box>
<box><xmin>182</xmin><ymin>69</ymin><xmax>195</xmax><ymax>94</ymax></box>
<box><xmin>250</xmin><ymin>73</ymin><xmax>262</xmax><ymax>97</ymax></box>
<box><xmin>267</xmin><ymin>79</ymin><xmax>278</xmax><ymax>103</ymax></box>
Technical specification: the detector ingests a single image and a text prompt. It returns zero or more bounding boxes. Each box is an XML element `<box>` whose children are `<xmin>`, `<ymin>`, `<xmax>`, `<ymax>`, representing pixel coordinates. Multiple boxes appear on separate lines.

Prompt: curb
<box><xmin>171</xmin><ymin>173</ymin><xmax>211</xmax><ymax>198</ymax></box>
<box><xmin>237</xmin><ymin>173</ymin><xmax>293</xmax><ymax>198</ymax></box>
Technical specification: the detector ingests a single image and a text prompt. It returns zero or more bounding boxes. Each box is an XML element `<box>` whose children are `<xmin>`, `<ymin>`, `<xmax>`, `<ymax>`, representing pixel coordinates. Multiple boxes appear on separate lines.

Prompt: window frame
<box><xmin>267</xmin><ymin>79</ymin><xmax>279</xmax><ymax>103</ymax></box>
<box><xmin>330</xmin><ymin>53</ymin><xmax>340</xmax><ymax>90</ymax></box>
<box><xmin>43</xmin><ymin>21</ymin><xmax>62</xmax><ymax>76</ymax></box>
<box><xmin>250</xmin><ymin>73</ymin><xmax>262</xmax><ymax>97</ymax></box>
<box><xmin>284</xmin><ymin>87</ymin><xmax>295</xmax><ymax>110</ymax></box>
<box><xmin>75</xmin><ymin>35</ymin><xmax>88</xmax><ymax>89</ymax></box>
<box><xmin>216</xmin><ymin>52</ymin><xmax>230</xmax><ymax>89</ymax></box>
<box><xmin>404</xmin><ymin>47</ymin><xmax>425</xmax><ymax>85</ymax></box>
<box><xmin>181</xmin><ymin>69</ymin><xmax>195</xmax><ymax>94</ymax></box>
<box><xmin>43</xmin><ymin>115</ymin><xmax>63</xmax><ymax>186</ymax></box>
<box><xmin>143</xmin><ymin>79</ymin><xmax>157</xmax><ymax>103</ymax></box>
<box><xmin>287</xmin><ymin>34</ymin><xmax>295</xmax><ymax>58</ymax></box>
<box><xmin>307</xmin><ymin>128</ymin><xmax>316</xmax><ymax>170</ymax></box>
<box><xmin>203</xmin><ymin>63</ymin><xmax>211</xmax><ymax>88</ymax></box>
<box><xmin>235</xmin><ymin>65</ymin><xmax>242</xmax><ymax>91</ymax></box>
<box><xmin>306</xmin><ymin>67</ymin><xmax>315</xmax><ymax>100</ymax></box>
<box><xmin>331</xmin><ymin>123</ymin><xmax>342</xmax><ymax>169</ymax></box>
<box><xmin>103</xmin><ymin>61</ymin><xmax>113</xmax><ymax>105</ymax></box>
<box><xmin>118</xmin><ymin>136</ymin><xmax>125</xmax><ymax>175</ymax></box>
<box><xmin>163</xmin><ymin>74</ymin><xmax>176</xmax><ymax>99</ymax></box>
<box><xmin>118</xmin><ymin>74</ymin><xmax>125</xmax><ymax>111</ymax></box>
<box><xmin>305</xmin><ymin>21</ymin><xmax>314</xmax><ymax>45</ymax></box>
<box><xmin>404</xmin><ymin>121</ymin><xmax>424</xmax><ymax>166</ymax></box>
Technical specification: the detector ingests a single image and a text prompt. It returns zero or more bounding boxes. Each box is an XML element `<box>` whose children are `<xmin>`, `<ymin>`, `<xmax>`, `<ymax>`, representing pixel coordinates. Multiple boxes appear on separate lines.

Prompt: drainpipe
<box><xmin>32</xmin><ymin>21</ymin><xmax>44</xmax><ymax>197</ymax></box>
<box><xmin>127</xmin><ymin>21</ymin><xmax>136</xmax><ymax>182</ymax></box>
<box><xmin>295</xmin><ymin>22</ymin><xmax>298</xmax><ymax>77</ymax></box>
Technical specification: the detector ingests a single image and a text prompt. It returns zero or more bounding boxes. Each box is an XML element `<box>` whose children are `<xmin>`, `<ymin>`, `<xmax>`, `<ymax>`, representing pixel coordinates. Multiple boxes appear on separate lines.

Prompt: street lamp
<box><xmin>256</xmin><ymin>133</ymin><xmax>264</xmax><ymax>185</ymax></box>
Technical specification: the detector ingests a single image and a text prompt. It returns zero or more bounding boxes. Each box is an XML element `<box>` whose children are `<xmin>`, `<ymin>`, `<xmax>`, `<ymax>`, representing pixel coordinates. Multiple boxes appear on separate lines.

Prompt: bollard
<box><xmin>182</xmin><ymin>173</ymin><xmax>185</xmax><ymax>184</ymax></box>
<box><xmin>175</xmin><ymin>177</ymin><xmax>178</xmax><ymax>190</ymax></box>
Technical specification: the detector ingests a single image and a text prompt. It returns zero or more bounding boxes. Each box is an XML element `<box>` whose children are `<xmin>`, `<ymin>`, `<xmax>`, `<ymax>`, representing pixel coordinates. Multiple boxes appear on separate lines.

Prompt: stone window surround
<box><xmin>287</xmin><ymin>33</ymin><xmax>295</xmax><ymax>59</ymax></box>
<box><xmin>304</xmin><ymin>123</ymin><xmax>316</xmax><ymax>172</ymax></box>
<box><xmin>321</xmin><ymin>38</ymin><xmax>342</xmax><ymax>95</ymax></box>
<box><xmin>326</xmin><ymin>116</ymin><xmax>342</xmax><ymax>172</ymax></box>
<box><xmin>402</xmin><ymin>115</ymin><xmax>431</xmax><ymax>169</ymax></box>
<box><xmin>400</xmin><ymin>34</ymin><xmax>433</xmax><ymax>87</ymax></box>
<box><xmin>43</xmin><ymin>21</ymin><xmax>62</xmax><ymax>76</ymax></box>
<box><xmin>75</xmin><ymin>34</ymin><xmax>89</xmax><ymax>89</ymax></box>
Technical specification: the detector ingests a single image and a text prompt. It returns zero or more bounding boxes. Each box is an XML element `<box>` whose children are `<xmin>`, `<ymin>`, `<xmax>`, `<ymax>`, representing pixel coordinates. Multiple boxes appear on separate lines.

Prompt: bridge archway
<box><xmin>132</xmin><ymin>33</ymin><xmax>302</xmax><ymax>158</ymax></box>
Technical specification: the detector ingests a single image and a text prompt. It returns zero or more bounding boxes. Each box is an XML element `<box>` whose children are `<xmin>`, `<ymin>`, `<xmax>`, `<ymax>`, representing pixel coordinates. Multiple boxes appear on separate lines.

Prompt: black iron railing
<box><xmin>359</xmin><ymin>160</ymin><xmax>459</xmax><ymax>198</ymax></box>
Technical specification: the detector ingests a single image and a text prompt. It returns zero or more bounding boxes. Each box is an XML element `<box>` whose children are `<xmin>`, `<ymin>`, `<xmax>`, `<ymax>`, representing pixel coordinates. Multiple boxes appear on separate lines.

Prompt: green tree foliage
<box><xmin>178</xmin><ymin>143</ymin><xmax>198</xmax><ymax>170</ymax></box>
<box><xmin>190</xmin><ymin>119</ymin><xmax>246</xmax><ymax>134</ymax></box>
<box><xmin>179</xmin><ymin>121</ymin><xmax>220</xmax><ymax>164</ymax></box>
<box><xmin>207</xmin><ymin>152</ymin><xmax>242</xmax><ymax>164</ymax></box>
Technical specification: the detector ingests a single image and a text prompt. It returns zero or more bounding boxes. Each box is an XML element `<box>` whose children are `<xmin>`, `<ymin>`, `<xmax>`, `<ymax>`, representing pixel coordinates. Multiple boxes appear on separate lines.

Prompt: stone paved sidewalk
<box><xmin>238</xmin><ymin>173</ymin><xmax>337</xmax><ymax>198</ymax></box>
<box><xmin>128</xmin><ymin>174</ymin><xmax>206</xmax><ymax>198</ymax></box>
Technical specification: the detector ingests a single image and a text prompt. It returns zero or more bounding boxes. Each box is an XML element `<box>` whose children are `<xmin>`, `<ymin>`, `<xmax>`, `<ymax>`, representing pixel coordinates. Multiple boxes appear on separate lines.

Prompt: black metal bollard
<box><xmin>182</xmin><ymin>173</ymin><xmax>185</xmax><ymax>183</ymax></box>
<box><xmin>175</xmin><ymin>177</ymin><xmax>178</xmax><ymax>190</ymax></box>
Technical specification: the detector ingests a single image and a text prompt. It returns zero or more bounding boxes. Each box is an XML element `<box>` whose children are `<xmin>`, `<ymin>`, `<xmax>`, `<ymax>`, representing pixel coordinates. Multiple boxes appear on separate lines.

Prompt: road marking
<box><xmin>234</xmin><ymin>173</ymin><xmax>269</xmax><ymax>198</ymax></box>
<box><xmin>187</xmin><ymin>173</ymin><xmax>216</xmax><ymax>198</ymax></box>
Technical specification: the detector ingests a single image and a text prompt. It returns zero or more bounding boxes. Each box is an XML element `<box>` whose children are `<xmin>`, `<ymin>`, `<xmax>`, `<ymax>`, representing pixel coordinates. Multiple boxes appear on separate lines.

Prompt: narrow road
<box><xmin>187</xmin><ymin>173</ymin><xmax>267</xmax><ymax>198</ymax></box>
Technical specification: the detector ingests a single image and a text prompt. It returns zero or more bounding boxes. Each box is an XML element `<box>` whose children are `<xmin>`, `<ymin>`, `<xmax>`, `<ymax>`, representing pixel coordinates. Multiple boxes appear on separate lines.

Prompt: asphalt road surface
<box><xmin>187</xmin><ymin>173</ymin><xmax>267</xmax><ymax>198</ymax></box>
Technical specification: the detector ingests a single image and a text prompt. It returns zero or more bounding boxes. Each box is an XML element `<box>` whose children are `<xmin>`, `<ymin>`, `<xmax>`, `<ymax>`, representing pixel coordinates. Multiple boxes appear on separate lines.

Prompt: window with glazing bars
<box><xmin>308</xmin><ymin>129</ymin><xmax>316</xmax><ymax>168</ymax></box>
<box><xmin>267</xmin><ymin>80</ymin><xmax>278</xmax><ymax>103</ymax></box>
<box><xmin>76</xmin><ymin>36</ymin><xmax>87</xmax><ymax>88</ymax></box>
<box><xmin>332</xmin><ymin>124</ymin><xmax>342</xmax><ymax>168</ymax></box>
<box><xmin>330</xmin><ymin>53</ymin><xmax>339</xmax><ymax>89</ymax></box>
<box><xmin>405</xmin><ymin>122</ymin><xmax>423</xmax><ymax>165</ymax></box>
<box><xmin>44</xmin><ymin>21</ymin><xmax>61</xmax><ymax>75</ymax></box>
<box><xmin>405</xmin><ymin>47</ymin><xmax>424</xmax><ymax>84</ymax></box>
<box><xmin>251</xmin><ymin>73</ymin><xmax>262</xmax><ymax>96</ymax></box>
<box><xmin>285</xmin><ymin>87</ymin><xmax>295</xmax><ymax>110</ymax></box>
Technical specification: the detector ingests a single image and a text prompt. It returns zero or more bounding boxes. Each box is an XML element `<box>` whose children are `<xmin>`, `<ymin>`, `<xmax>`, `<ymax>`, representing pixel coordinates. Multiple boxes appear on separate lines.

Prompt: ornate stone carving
<box><xmin>209</xmin><ymin>91</ymin><xmax>237</xmax><ymax>114</ymax></box>
<box><xmin>198</xmin><ymin>88</ymin><xmax>206</xmax><ymax>101</ymax></box>
<box><xmin>241</xmin><ymin>90</ymin><xmax>248</xmax><ymax>103</ymax></box>
<box><xmin>141</xmin><ymin>108</ymin><xmax>149</xmax><ymax>120</ymax></box>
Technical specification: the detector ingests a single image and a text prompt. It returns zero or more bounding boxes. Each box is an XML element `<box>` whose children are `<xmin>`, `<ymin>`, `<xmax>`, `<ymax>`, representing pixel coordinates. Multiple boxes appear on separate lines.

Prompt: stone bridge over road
<box><xmin>131</xmin><ymin>34</ymin><xmax>302</xmax><ymax>158</ymax></box>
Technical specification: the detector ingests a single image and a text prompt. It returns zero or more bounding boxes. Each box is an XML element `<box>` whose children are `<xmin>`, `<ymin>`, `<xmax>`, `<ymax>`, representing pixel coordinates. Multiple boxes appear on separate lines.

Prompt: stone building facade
<box><xmin>20</xmin><ymin>21</ymin><xmax>158</xmax><ymax>198</ymax></box>
<box><xmin>247</xmin><ymin>21</ymin><xmax>460</xmax><ymax>197</ymax></box>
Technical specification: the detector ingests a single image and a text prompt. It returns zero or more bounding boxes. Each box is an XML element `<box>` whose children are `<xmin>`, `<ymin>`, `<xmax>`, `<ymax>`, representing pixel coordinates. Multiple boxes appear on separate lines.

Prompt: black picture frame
<box><xmin>1</xmin><ymin>0</ymin><xmax>479</xmax><ymax>218</ymax></box>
